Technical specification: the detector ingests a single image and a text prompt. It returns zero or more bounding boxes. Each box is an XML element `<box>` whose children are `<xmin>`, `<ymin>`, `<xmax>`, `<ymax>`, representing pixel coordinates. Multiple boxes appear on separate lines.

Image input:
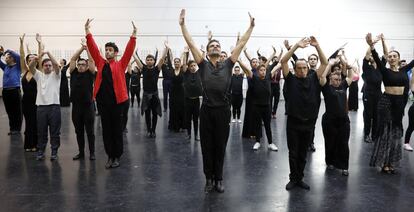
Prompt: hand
<box><xmin>0</xmin><ymin>45</ymin><xmax>4</xmax><ymax>54</ymax></box>
<box><xmin>248</xmin><ymin>12</ymin><xmax>255</xmax><ymax>27</ymax></box>
<box><xmin>379</xmin><ymin>33</ymin><xmax>384</xmax><ymax>41</ymax></box>
<box><xmin>272</xmin><ymin>46</ymin><xmax>277</xmax><ymax>53</ymax></box>
<box><xmin>208</xmin><ymin>30</ymin><xmax>212</xmax><ymax>41</ymax></box>
<box><xmin>131</xmin><ymin>21</ymin><xmax>137</xmax><ymax>36</ymax></box>
<box><xmin>35</xmin><ymin>33</ymin><xmax>42</xmax><ymax>43</ymax></box>
<box><xmin>200</xmin><ymin>45</ymin><xmax>205</xmax><ymax>53</ymax></box>
<box><xmin>365</xmin><ymin>33</ymin><xmax>376</xmax><ymax>46</ymax></box>
<box><xmin>296</xmin><ymin>37</ymin><xmax>310</xmax><ymax>48</ymax></box>
<box><xmin>19</xmin><ymin>33</ymin><xmax>25</xmax><ymax>44</ymax></box>
<box><xmin>179</xmin><ymin>9</ymin><xmax>185</xmax><ymax>26</ymax></box>
<box><xmin>328</xmin><ymin>58</ymin><xmax>339</xmax><ymax>65</ymax></box>
<box><xmin>184</xmin><ymin>46</ymin><xmax>189</xmax><ymax>53</ymax></box>
<box><xmin>164</xmin><ymin>40</ymin><xmax>170</xmax><ymax>49</ymax></box>
<box><xmin>283</xmin><ymin>40</ymin><xmax>291</xmax><ymax>50</ymax></box>
<box><xmin>80</xmin><ymin>38</ymin><xmax>87</xmax><ymax>49</ymax></box>
<box><xmin>85</xmin><ymin>18</ymin><xmax>93</xmax><ymax>31</ymax></box>
<box><xmin>309</xmin><ymin>36</ymin><xmax>319</xmax><ymax>47</ymax></box>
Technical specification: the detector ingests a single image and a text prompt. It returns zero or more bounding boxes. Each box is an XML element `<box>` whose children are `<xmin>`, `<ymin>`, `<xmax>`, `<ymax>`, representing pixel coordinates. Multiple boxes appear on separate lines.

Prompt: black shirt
<box><xmin>70</xmin><ymin>68</ymin><xmax>94</xmax><ymax>105</ymax></box>
<box><xmin>251</xmin><ymin>72</ymin><xmax>271</xmax><ymax>105</ymax></box>
<box><xmin>285</xmin><ymin>71</ymin><xmax>321</xmax><ymax>120</ymax></box>
<box><xmin>231</xmin><ymin>74</ymin><xmax>244</xmax><ymax>95</ymax></box>
<box><xmin>322</xmin><ymin>81</ymin><xmax>349</xmax><ymax>118</ymax></box>
<box><xmin>198</xmin><ymin>58</ymin><xmax>234</xmax><ymax>107</ymax></box>
<box><xmin>142</xmin><ymin>65</ymin><xmax>160</xmax><ymax>93</ymax></box>
<box><xmin>362</xmin><ymin>58</ymin><xmax>382</xmax><ymax>94</ymax></box>
<box><xmin>130</xmin><ymin>70</ymin><xmax>141</xmax><ymax>87</ymax></box>
<box><xmin>96</xmin><ymin>63</ymin><xmax>116</xmax><ymax>105</ymax></box>
<box><xmin>161</xmin><ymin>63</ymin><xmax>173</xmax><ymax>81</ymax></box>
<box><xmin>183</xmin><ymin>71</ymin><xmax>202</xmax><ymax>98</ymax></box>
<box><xmin>372</xmin><ymin>49</ymin><xmax>411</xmax><ymax>87</ymax></box>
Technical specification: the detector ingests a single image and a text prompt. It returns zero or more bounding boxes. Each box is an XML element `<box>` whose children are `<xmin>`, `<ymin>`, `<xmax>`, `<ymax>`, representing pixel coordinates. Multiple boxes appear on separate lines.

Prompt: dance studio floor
<box><xmin>0</xmin><ymin>99</ymin><xmax>413</xmax><ymax>211</ymax></box>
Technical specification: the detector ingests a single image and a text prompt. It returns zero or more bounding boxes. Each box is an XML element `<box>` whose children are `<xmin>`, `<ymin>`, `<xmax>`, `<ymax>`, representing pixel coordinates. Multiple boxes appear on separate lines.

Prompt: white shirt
<box><xmin>34</xmin><ymin>69</ymin><xmax>61</xmax><ymax>105</ymax></box>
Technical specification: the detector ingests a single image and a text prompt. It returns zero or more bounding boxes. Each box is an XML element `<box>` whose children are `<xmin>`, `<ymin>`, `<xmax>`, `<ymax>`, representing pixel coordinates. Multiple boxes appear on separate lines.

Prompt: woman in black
<box><xmin>320</xmin><ymin>58</ymin><xmax>354</xmax><ymax>176</ymax></box>
<box><xmin>230</xmin><ymin>66</ymin><xmax>244</xmax><ymax>123</ymax></box>
<box><xmin>241</xmin><ymin>58</ymin><xmax>258</xmax><ymax>138</ymax></box>
<box><xmin>180</xmin><ymin>9</ymin><xmax>254</xmax><ymax>193</ymax></box>
<box><xmin>183</xmin><ymin>59</ymin><xmax>202</xmax><ymax>140</ymax></box>
<box><xmin>168</xmin><ymin>56</ymin><xmax>185</xmax><ymax>132</ymax></box>
<box><xmin>404</xmin><ymin>66</ymin><xmax>414</xmax><ymax>152</ymax></box>
<box><xmin>129</xmin><ymin>66</ymin><xmax>141</xmax><ymax>107</ymax></box>
<box><xmin>19</xmin><ymin>34</ymin><xmax>37</xmax><ymax>152</ymax></box>
<box><xmin>59</xmin><ymin>59</ymin><xmax>70</xmax><ymax>107</ymax></box>
<box><xmin>366</xmin><ymin>33</ymin><xmax>414</xmax><ymax>173</ymax></box>
<box><xmin>348</xmin><ymin>61</ymin><xmax>360</xmax><ymax>111</ymax></box>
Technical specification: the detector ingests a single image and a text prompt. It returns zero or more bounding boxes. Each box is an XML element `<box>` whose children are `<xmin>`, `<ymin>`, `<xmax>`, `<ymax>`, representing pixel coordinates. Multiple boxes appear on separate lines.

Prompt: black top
<box><xmin>251</xmin><ymin>71</ymin><xmax>271</xmax><ymax>105</ymax></box>
<box><xmin>362</xmin><ymin>58</ymin><xmax>382</xmax><ymax>94</ymax></box>
<box><xmin>161</xmin><ymin>54</ymin><xmax>174</xmax><ymax>81</ymax></box>
<box><xmin>231</xmin><ymin>74</ymin><xmax>244</xmax><ymax>95</ymax></box>
<box><xmin>130</xmin><ymin>70</ymin><xmax>141</xmax><ymax>86</ymax></box>
<box><xmin>285</xmin><ymin>71</ymin><xmax>321</xmax><ymax>120</ymax></box>
<box><xmin>183</xmin><ymin>71</ymin><xmax>202</xmax><ymax>98</ymax></box>
<box><xmin>21</xmin><ymin>72</ymin><xmax>37</xmax><ymax>105</ymax></box>
<box><xmin>198</xmin><ymin>58</ymin><xmax>234</xmax><ymax>107</ymax></box>
<box><xmin>322</xmin><ymin>81</ymin><xmax>349</xmax><ymax>118</ymax></box>
<box><xmin>125</xmin><ymin>72</ymin><xmax>131</xmax><ymax>93</ymax></box>
<box><xmin>70</xmin><ymin>68</ymin><xmax>94</xmax><ymax>105</ymax></box>
<box><xmin>96</xmin><ymin>63</ymin><xmax>116</xmax><ymax>105</ymax></box>
<box><xmin>142</xmin><ymin>65</ymin><xmax>160</xmax><ymax>93</ymax></box>
<box><xmin>372</xmin><ymin>49</ymin><xmax>412</xmax><ymax>87</ymax></box>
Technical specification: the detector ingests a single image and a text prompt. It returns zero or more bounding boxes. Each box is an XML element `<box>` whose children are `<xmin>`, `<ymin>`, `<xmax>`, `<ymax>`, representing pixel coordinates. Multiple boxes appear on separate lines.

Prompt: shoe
<box><xmin>72</xmin><ymin>153</ymin><xmax>84</xmax><ymax>160</ymax></box>
<box><xmin>327</xmin><ymin>164</ymin><xmax>335</xmax><ymax>170</ymax></box>
<box><xmin>25</xmin><ymin>148</ymin><xmax>31</xmax><ymax>152</ymax></box>
<box><xmin>342</xmin><ymin>170</ymin><xmax>349</xmax><ymax>176</ymax></box>
<box><xmin>111</xmin><ymin>158</ymin><xmax>120</xmax><ymax>168</ymax></box>
<box><xmin>204</xmin><ymin>179</ymin><xmax>214</xmax><ymax>193</ymax></box>
<box><xmin>186</xmin><ymin>135</ymin><xmax>191</xmax><ymax>140</ymax></box>
<box><xmin>105</xmin><ymin>158</ymin><xmax>113</xmax><ymax>169</ymax></box>
<box><xmin>195</xmin><ymin>136</ymin><xmax>200</xmax><ymax>141</ymax></box>
<box><xmin>272</xmin><ymin>114</ymin><xmax>276</xmax><ymax>119</ymax></box>
<box><xmin>309</xmin><ymin>144</ymin><xmax>316</xmax><ymax>152</ymax></box>
<box><xmin>89</xmin><ymin>154</ymin><xmax>96</xmax><ymax>161</ymax></box>
<box><xmin>147</xmin><ymin>132</ymin><xmax>152</xmax><ymax>138</ymax></box>
<box><xmin>50</xmin><ymin>154</ymin><xmax>58</xmax><ymax>161</ymax></box>
<box><xmin>151</xmin><ymin>132</ymin><xmax>156</xmax><ymax>138</ymax></box>
<box><xmin>231</xmin><ymin>119</ymin><xmax>236</xmax><ymax>123</ymax></box>
<box><xmin>253</xmin><ymin>142</ymin><xmax>261</xmax><ymax>150</ymax></box>
<box><xmin>215</xmin><ymin>180</ymin><xmax>225</xmax><ymax>193</ymax></box>
<box><xmin>404</xmin><ymin>143</ymin><xmax>413</xmax><ymax>151</ymax></box>
<box><xmin>36</xmin><ymin>153</ymin><xmax>45</xmax><ymax>161</ymax></box>
<box><xmin>297</xmin><ymin>181</ymin><xmax>310</xmax><ymax>190</ymax></box>
<box><xmin>381</xmin><ymin>166</ymin><xmax>391</xmax><ymax>174</ymax></box>
<box><xmin>237</xmin><ymin>119</ymin><xmax>242</xmax><ymax>123</ymax></box>
<box><xmin>268</xmin><ymin>143</ymin><xmax>278</xmax><ymax>151</ymax></box>
<box><xmin>364</xmin><ymin>135</ymin><xmax>373</xmax><ymax>143</ymax></box>
<box><xmin>31</xmin><ymin>148</ymin><xmax>37</xmax><ymax>152</ymax></box>
<box><xmin>285</xmin><ymin>181</ymin><xmax>297</xmax><ymax>190</ymax></box>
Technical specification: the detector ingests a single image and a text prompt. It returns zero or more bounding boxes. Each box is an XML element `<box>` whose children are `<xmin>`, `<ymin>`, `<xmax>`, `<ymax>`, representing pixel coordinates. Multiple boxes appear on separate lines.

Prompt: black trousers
<box><xmin>286</xmin><ymin>116</ymin><xmax>315</xmax><ymax>182</ymax></box>
<box><xmin>363</xmin><ymin>92</ymin><xmax>381</xmax><ymax>139</ymax></box>
<box><xmin>97</xmin><ymin>101</ymin><xmax>125</xmax><ymax>159</ymax></box>
<box><xmin>270</xmin><ymin>83</ymin><xmax>280</xmax><ymax>115</ymax></box>
<box><xmin>322</xmin><ymin>114</ymin><xmax>350</xmax><ymax>169</ymax></box>
<box><xmin>37</xmin><ymin>105</ymin><xmax>61</xmax><ymax>154</ymax></box>
<box><xmin>22</xmin><ymin>101</ymin><xmax>37</xmax><ymax>149</ymax></box>
<box><xmin>145</xmin><ymin>97</ymin><xmax>159</xmax><ymax>133</ymax></box>
<box><xmin>2</xmin><ymin>88</ymin><xmax>22</xmax><ymax>132</ymax></box>
<box><xmin>163</xmin><ymin>80</ymin><xmax>172</xmax><ymax>111</ymax></box>
<box><xmin>231</xmin><ymin>93</ymin><xmax>243</xmax><ymax>119</ymax></box>
<box><xmin>348</xmin><ymin>81</ymin><xmax>359</xmax><ymax>110</ymax></box>
<box><xmin>200</xmin><ymin>105</ymin><xmax>231</xmax><ymax>181</ymax></box>
<box><xmin>122</xmin><ymin>99</ymin><xmax>130</xmax><ymax>131</ymax></box>
<box><xmin>130</xmin><ymin>85</ymin><xmax>140</xmax><ymax>107</ymax></box>
<box><xmin>405</xmin><ymin>103</ymin><xmax>414</xmax><ymax>144</ymax></box>
<box><xmin>185</xmin><ymin>98</ymin><xmax>200</xmax><ymax>136</ymax></box>
<box><xmin>72</xmin><ymin>103</ymin><xmax>95</xmax><ymax>154</ymax></box>
<box><xmin>254</xmin><ymin>104</ymin><xmax>273</xmax><ymax>144</ymax></box>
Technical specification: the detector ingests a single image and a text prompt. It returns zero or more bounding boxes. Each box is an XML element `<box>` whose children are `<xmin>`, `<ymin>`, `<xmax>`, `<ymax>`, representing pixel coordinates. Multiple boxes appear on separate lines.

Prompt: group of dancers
<box><xmin>1</xmin><ymin>9</ymin><xmax>414</xmax><ymax>193</ymax></box>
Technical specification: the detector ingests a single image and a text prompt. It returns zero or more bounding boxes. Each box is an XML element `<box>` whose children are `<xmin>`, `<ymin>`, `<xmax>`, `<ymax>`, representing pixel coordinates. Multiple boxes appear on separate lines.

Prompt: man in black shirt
<box><xmin>183</xmin><ymin>60</ymin><xmax>202</xmax><ymax>140</ymax></box>
<box><xmin>180</xmin><ymin>9</ymin><xmax>254</xmax><ymax>193</ymax></box>
<box><xmin>162</xmin><ymin>50</ymin><xmax>173</xmax><ymax>112</ymax></box>
<box><xmin>69</xmin><ymin>43</ymin><xmax>96</xmax><ymax>160</ymax></box>
<box><xmin>129</xmin><ymin>66</ymin><xmax>141</xmax><ymax>107</ymax></box>
<box><xmin>280</xmin><ymin>37</ymin><xmax>328</xmax><ymax>191</ymax></box>
<box><xmin>230</xmin><ymin>66</ymin><xmax>244</xmax><ymax>123</ymax></box>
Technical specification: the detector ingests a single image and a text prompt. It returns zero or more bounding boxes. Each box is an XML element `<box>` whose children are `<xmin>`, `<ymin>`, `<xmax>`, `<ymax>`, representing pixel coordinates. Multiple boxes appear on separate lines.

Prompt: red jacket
<box><xmin>86</xmin><ymin>33</ymin><xmax>136</xmax><ymax>104</ymax></box>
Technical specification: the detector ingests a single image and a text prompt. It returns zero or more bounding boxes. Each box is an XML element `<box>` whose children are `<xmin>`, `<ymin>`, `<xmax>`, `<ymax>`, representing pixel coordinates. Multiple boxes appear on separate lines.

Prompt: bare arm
<box><xmin>310</xmin><ymin>36</ymin><xmax>328</xmax><ymax>78</ymax></box>
<box><xmin>179</xmin><ymin>9</ymin><xmax>203</xmax><ymax>64</ymax></box>
<box><xmin>270</xmin><ymin>62</ymin><xmax>282</xmax><ymax>78</ymax></box>
<box><xmin>230</xmin><ymin>12</ymin><xmax>255</xmax><ymax>63</ymax></box>
<box><xmin>156</xmin><ymin>41</ymin><xmax>169</xmax><ymax>70</ymax></box>
<box><xmin>320</xmin><ymin>58</ymin><xmax>339</xmax><ymax>86</ymax></box>
<box><xmin>85</xmin><ymin>45</ymin><xmax>96</xmax><ymax>73</ymax></box>
<box><xmin>280</xmin><ymin>37</ymin><xmax>309</xmax><ymax>78</ymax></box>
<box><xmin>238</xmin><ymin>60</ymin><xmax>253</xmax><ymax>78</ymax></box>
<box><xmin>264</xmin><ymin>46</ymin><xmax>277</xmax><ymax>67</ymax></box>
<box><xmin>182</xmin><ymin>46</ymin><xmax>189</xmax><ymax>72</ymax></box>
<box><xmin>44</xmin><ymin>51</ymin><xmax>60</xmax><ymax>75</ymax></box>
<box><xmin>243</xmin><ymin>48</ymin><xmax>253</xmax><ymax>63</ymax></box>
<box><xmin>345</xmin><ymin>66</ymin><xmax>355</xmax><ymax>86</ymax></box>
<box><xmin>132</xmin><ymin>52</ymin><xmax>144</xmax><ymax>70</ymax></box>
<box><xmin>19</xmin><ymin>34</ymin><xmax>28</xmax><ymax>73</ymax></box>
<box><xmin>69</xmin><ymin>43</ymin><xmax>86</xmax><ymax>73</ymax></box>
<box><xmin>380</xmin><ymin>33</ymin><xmax>388</xmax><ymax>58</ymax></box>
<box><xmin>28</xmin><ymin>55</ymin><xmax>40</xmax><ymax>75</ymax></box>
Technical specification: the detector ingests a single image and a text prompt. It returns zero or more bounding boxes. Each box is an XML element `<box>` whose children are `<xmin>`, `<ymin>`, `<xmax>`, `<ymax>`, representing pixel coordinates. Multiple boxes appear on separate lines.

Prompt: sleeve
<box><xmin>5</xmin><ymin>50</ymin><xmax>21</xmax><ymax>68</ymax></box>
<box><xmin>400</xmin><ymin>59</ymin><xmax>414</xmax><ymax>73</ymax></box>
<box><xmin>119</xmin><ymin>36</ymin><xmax>137</xmax><ymax>70</ymax></box>
<box><xmin>371</xmin><ymin>49</ymin><xmax>386</xmax><ymax>75</ymax></box>
<box><xmin>86</xmin><ymin>33</ymin><xmax>105</xmax><ymax>67</ymax></box>
<box><xmin>33</xmin><ymin>69</ymin><xmax>42</xmax><ymax>81</ymax></box>
<box><xmin>0</xmin><ymin>59</ymin><xmax>5</xmax><ymax>70</ymax></box>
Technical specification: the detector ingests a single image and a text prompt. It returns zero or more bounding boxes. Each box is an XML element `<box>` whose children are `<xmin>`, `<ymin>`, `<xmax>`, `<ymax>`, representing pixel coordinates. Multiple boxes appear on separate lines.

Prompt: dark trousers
<box><xmin>286</xmin><ymin>116</ymin><xmax>315</xmax><ymax>182</ymax></box>
<box><xmin>185</xmin><ymin>98</ymin><xmax>200</xmax><ymax>136</ymax></box>
<box><xmin>254</xmin><ymin>104</ymin><xmax>272</xmax><ymax>144</ymax></box>
<box><xmin>130</xmin><ymin>86</ymin><xmax>140</xmax><ymax>107</ymax></box>
<box><xmin>363</xmin><ymin>92</ymin><xmax>380</xmax><ymax>139</ymax></box>
<box><xmin>37</xmin><ymin>105</ymin><xmax>61</xmax><ymax>154</ymax></box>
<box><xmin>270</xmin><ymin>83</ymin><xmax>280</xmax><ymax>115</ymax></box>
<box><xmin>122</xmin><ymin>99</ymin><xmax>130</xmax><ymax>131</ymax></box>
<box><xmin>2</xmin><ymin>88</ymin><xmax>22</xmax><ymax>131</ymax></box>
<box><xmin>162</xmin><ymin>80</ymin><xmax>172</xmax><ymax>111</ymax></box>
<box><xmin>72</xmin><ymin>103</ymin><xmax>95</xmax><ymax>154</ymax></box>
<box><xmin>97</xmin><ymin>101</ymin><xmax>125</xmax><ymax>159</ymax></box>
<box><xmin>348</xmin><ymin>80</ymin><xmax>359</xmax><ymax>110</ymax></box>
<box><xmin>200</xmin><ymin>105</ymin><xmax>231</xmax><ymax>181</ymax></box>
<box><xmin>405</xmin><ymin>104</ymin><xmax>414</xmax><ymax>144</ymax></box>
<box><xmin>322</xmin><ymin>114</ymin><xmax>350</xmax><ymax>169</ymax></box>
<box><xmin>145</xmin><ymin>97</ymin><xmax>159</xmax><ymax>133</ymax></box>
<box><xmin>231</xmin><ymin>93</ymin><xmax>243</xmax><ymax>119</ymax></box>
<box><xmin>22</xmin><ymin>101</ymin><xmax>37</xmax><ymax>149</ymax></box>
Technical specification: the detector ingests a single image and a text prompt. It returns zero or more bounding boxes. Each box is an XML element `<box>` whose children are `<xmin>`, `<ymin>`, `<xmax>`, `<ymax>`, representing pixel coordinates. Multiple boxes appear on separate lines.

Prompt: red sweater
<box><xmin>86</xmin><ymin>33</ymin><xmax>136</xmax><ymax>104</ymax></box>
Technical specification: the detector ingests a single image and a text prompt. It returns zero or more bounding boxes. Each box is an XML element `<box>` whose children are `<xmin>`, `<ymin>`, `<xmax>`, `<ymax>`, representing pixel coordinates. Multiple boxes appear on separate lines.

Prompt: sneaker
<box><xmin>253</xmin><ymin>142</ymin><xmax>261</xmax><ymax>150</ymax></box>
<box><xmin>268</xmin><ymin>143</ymin><xmax>278</xmax><ymax>151</ymax></box>
<box><xmin>404</xmin><ymin>143</ymin><xmax>413</xmax><ymax>151</ymax></box>
<box><xmin>111</xmin><ymin>158</ymin><xmax>120</xmax><ymax>168</ymax></box>
<box><xmin>364</xmin><ymin>135</ymin><xmax>373</xmax><ymax>143</ymax></box>
<box><xmin>194</xmin><ymin>135</ymin><xmax>200</xmax><ymax>141</ymax></box>
<box><xmin>231</xmin><ymin>119</ymin><xmax>236</xmax><ymax>123</ymax></box>
<box><xmin>327</xmin><ymin>164</ymin><xmax>335</xmax><ymax>170</ymax></box>
<box><xmin>105</xmin><ymin>158</ymin><xmax>113</xmax><ymax>169</ymax></box>
<box><xmin>36</xmin><ymin>153</ymin><xmax>45</xmax><ymax>161</ymax></box>
<box><xmin>237</xmin><ymin>119</ymin><xmax>242</xmax><ymax>123</ymax></box>
<box><xmin>50</xmin><ymin>154</ymin><xmax>58</xmax><ymax>161</ymax></box>
<box><xmin>72</xmin><ymin>153</ymin><xmax>84</xmax><ymax>160</ymax></box>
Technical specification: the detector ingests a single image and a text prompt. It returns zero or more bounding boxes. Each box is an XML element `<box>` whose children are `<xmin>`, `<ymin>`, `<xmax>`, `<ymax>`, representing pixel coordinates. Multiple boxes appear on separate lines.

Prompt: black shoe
<box><xmin>50</xmin><ymin>154</ymin><xmax>58</xmax><ymax>161</ymax></box>
<box><xmin>285</xmin><ymin>181</ymin><xmax>297</xmax><ymax>190</ymax></box>
<box><xmin>105</xmin><ymin>158</ymin><xmax>113</xmax><ymax>169</ymax></box>
<box><xmin>204</xmin><ymin>179</ymin><xmax>214</xmax><ymax>193</ymax></box>
<box><xmin>342</xmin><ymin>170</ymin><xmax>349</xmax><ymax>176</ymax></box>
<box><xmin>215</xmin><ymin>180</ymin><xmax>225</xmax><ymax>193</ymax></box>
<box><xmin>89</xmin><ymin>154</ymin><xmax>96</xmax><ymax>161</ymax></box>
<box><xmin>147</xmin><ymin>132</ymin><xmax>152</xmax><ymax>138</ymax></box>
<box><xmin>309</xmin><ymin>144</ymin><xmax>316</xmax><ymax>152</ymax></box>
<box><xmin>297</xmin><ymin>181</ymin><xmax>310</xmax><ymax>190</ymax></box>
<box><xmin>327</xmin><ymin>164</ymin><xmax>335</xmax><ymax>170</ymax></box>
<box><xmin>111</xmin><ymin>158</ymin><xmax>120</xmax><ymax>168</ymax></box>
<box><xmin>73</xmin><ymin>153</ymin><xmax>84</xmax><ymax>160</ymax></box>
<box><xmin>36</xmin><ymin>153</ymin><xmax>45</xmax><ymax>161</ymax></box>
<box><xmin>364</xmin><ymin>135</ymin><xmax>373</xmax><ymax>143</ymax></box>
<box><xmin>151</xmin><ymin>132</ymin><xmax>156</xmax><ymax>138</ymax></box>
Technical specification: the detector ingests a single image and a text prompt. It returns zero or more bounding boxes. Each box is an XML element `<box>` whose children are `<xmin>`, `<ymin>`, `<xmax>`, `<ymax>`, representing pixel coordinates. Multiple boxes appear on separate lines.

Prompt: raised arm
<box><xmin>179</xmin><ymin>9</ymin><xmax>203</xmax><ymax>64</ymax></box>
<box><xmin>182</xmin><ymin>46</ymin><xmax>189</xmax><ymax>72</ymax></box>
<box><xmin>156</xmin><ymin>41</ymin><xmax>169</xmax><ymax>70</ymax></box>
<box><xmin>237</xmin><ymin>59</ymin><xmax>253</xmax><ymax>78</ymax></box>
<box><xmin>345</xmin><ymin>66</ymin><xmax>355</xmax><ymax>86</ymax></box>
<box><xmin>28</xmin><ymin>55</ymin><xmax>40</xmax><ymax>75</ymax></box>
<box><xmin>320</xmin><ymin>58</ymin><xmax>338</xmax><ymax>86</ymax></box>
<box><xmin>85</xmin><ymin>44</ymin><xmax>97</xmax><ymax>73</ymax></box>
<box><xmin>284</xmin><ymin>40</ymin><xmax>298</xmax><ymax>62</ymax></box>
<box><xmin>270</xmin><ymin>62</ymin><xmax>282</xmax><ymax>78</ymax></box>
<box><xmin>85</xmin><ymin>19</ymin><xmax>105</xmax><ymax>65</ymax></box>
<box><xmin>366</xmin><ymin>33</ymin><xmax>384</xmax><ymax>70</ymax></box>
<box><xmin>309</xmin><ymin>36</ymin><xmax>328</xmax><ymax>78</ymax></box>
<box><xmin>69</xmin><ymin>41</ymin><xmax>86</xmax><ymax>73</ymax></box>
<box><xmin>379</xmin><ymin>33</ymin><xmax>388</xmax><ymax>59</ymax></box>
<box><xmin>132</xmin><ymin>53</ymin><xmax>143</xmax><ymax>70</ymax></box>
<box><xmin>119</xmin><ymin>21</ymin><xmax>137</xmax><ymax>69</ymax></box>
<box><xmin>264</xmin><ymin>46</ymin><xmax>277</xmax><ymax>67</ymax></box>
<box><xmin>229</xmin><ymin>12</ymin><xmax>255</xmax><ymax>63</ymax></box>
<box><xmin>243</xmin><ymin>48</ymin><xmax>253</xmax><ymax>63</ymax></box>
<box><xmin>280</xmin><ymin>37</ymin><xmax>309</xmax><ymax>78</ymax></box>
<box><xmin>44</xmin><ymin>51</ymin><xmax>60</xmax><ymax>75</ymax></box>
<box><xmin>19</xmin><ymin>34</ymin><xmax>28</xmax><ymax>73</ymax></box>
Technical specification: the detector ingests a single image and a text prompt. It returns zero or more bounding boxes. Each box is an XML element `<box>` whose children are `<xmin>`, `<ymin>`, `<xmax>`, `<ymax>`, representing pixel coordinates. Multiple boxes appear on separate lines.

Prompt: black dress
<box><xmin>60</xmin><ymin>65</ymin><xmax>70</xmax><ymax>106</ymax></box>
<box><xmin>21</xmin><ymin>72</ymin><xmax>37</xmax><ymax>149</ymax></box>
<box><xmin>242</xmin><ymin>69</ymin><xmax>256</xmax><ymax>138</ymax></box>
<box><xmin>168</xmin><ymin>70</ymin><xmax>185</xmax><ymax>131</ymax></box>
